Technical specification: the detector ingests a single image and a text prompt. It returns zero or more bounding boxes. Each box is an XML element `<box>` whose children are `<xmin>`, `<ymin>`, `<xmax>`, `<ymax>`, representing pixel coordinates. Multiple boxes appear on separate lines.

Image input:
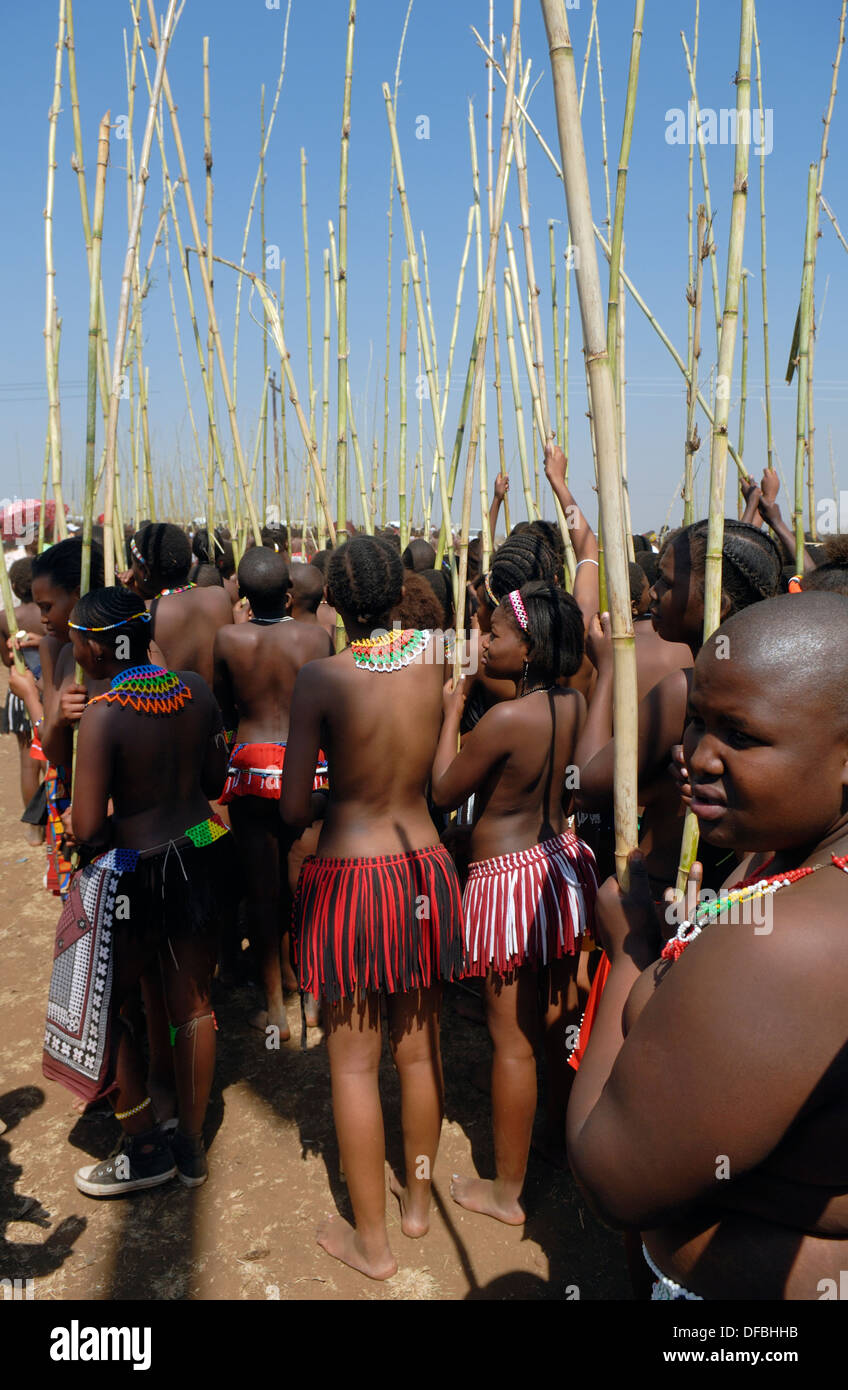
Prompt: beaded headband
<box><xmin>69</xmin><ymin>611</ymin><xmax>151</xmax><ymax>634</ymax></box>
<box><xmin>130</xmin><ymin>536</ymin><xmax>145</xmax><ymax>567</ymax></box>
<box><xmin>483</xmin><ymin>572</ymin><xmax>498</xmax><ymax>607</ymax></box>
<box><xmin>507</xmin><ymin>590</ymin><xmax>528</xmax><ymax>631</ymax></box>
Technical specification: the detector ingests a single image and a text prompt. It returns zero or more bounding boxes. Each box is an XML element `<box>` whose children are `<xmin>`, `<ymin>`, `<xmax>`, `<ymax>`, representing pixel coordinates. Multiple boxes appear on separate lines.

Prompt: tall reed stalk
<box><xmin>681</xmin><ymin>30</ymin><xmax>722</xmax><ymax>348</ymax></box>
<box><xmin>453</xmin><ymin>4</ymin><xmax>522</xmax><ymax>678</ymax></box>
<box><xmin>232</xmin><ymin>0</ymin><xmax>292</xmax><ymax>408</ymax></box>
<box><xmin>399</xmin><ymin>259</ymin><xmax>410</xmax><ymax>548</ymax></box>
<box><xmin>384</xmin><ymin>88</ymin><xmax>454</xmax><ymax>565</ymax></box>
<box><xmin>753</xmin><ymin>13</ymin><xmax>774</xmax><ymax>473</ymax></box>
<box><xmin>677</xmin><ymin>0</ymin><xmax>755</xmax><ymax>895</ymax></box>
<box><xmin>794</xmin><ymin>165</ymin><xmax>818</xmax><ymax>570</ymax></box>
<box><xmin>542</xmin><ymin>0</ymin><xmax>638</xmax><ymax>883</ymax></box>
<box><xmin>103</xmin><ymin>0</ymin><xmax>179</xmax><ymax>583</ymax></box>
<box><xmin>45</xmin><ymin>0</ymin><xmax>68</xmax><ymax>541</ymax></box>
<box><xmin>147</xmin><ymin>0</ymin><xmax>262</xmax><ymax>550</ymax></box>
<box><xmin>336</xmin><ymin>1</ymin><xmax>356</xmax><ymax>538</ymax></box>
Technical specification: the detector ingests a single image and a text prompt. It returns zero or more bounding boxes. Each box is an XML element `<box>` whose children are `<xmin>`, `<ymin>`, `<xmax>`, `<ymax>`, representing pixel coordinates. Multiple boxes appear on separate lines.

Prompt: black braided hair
<box><xmin>31</xmin><ymin>536</ymin><xmax>105</xmax><ymax>595</ymax></box>
<box><xmin>682</xmin><ymin>519</ymin><xmax>782</xmax><ymax>614</ymax></box>
<box><xmin>327</xmin><ymin>535</ymin><xmax>404</xmax><ymax>627</ymax></box>
<box><xmin>486</xmin><ymin>531</ymin><xmax>559</xmax><ymax>606</ymax></box>
<box><xmin>499</xmin><ymin>581</ymin><xmax>585</xmax><ymax>681</ymax></box>
<box><xmin>525</xmin><ymin>519</ymin><xmax>564</xmax><ymax>575</ymax></box>
<box><xmin>70</xmin><ymin>585</ymin><xmax>152</xmax><ymax>659</ymax></box>
<box><xmin>133</xmin><ymin>523</ymin><xmax>192</xmax><ymax>586</ymax></box>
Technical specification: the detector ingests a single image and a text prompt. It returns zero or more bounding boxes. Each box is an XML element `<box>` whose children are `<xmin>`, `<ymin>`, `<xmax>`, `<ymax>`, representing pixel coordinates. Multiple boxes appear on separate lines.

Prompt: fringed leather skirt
<box><xmin>293</xmin><ymin>842</ymin><xmax>464</xmax><ymax>1003</ymax></box>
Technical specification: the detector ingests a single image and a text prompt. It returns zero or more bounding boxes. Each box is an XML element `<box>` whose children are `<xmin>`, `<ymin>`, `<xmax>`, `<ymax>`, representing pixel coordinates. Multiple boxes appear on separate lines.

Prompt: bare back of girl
<box><xmin>74</xmin><ymin>670</ymin><xmax>224</xmax><ymax>851</ymax></box>
<box><xmin>288</xmin><ymin>642</ymin><xmax>446</xmax><ymax>859</ymax></box>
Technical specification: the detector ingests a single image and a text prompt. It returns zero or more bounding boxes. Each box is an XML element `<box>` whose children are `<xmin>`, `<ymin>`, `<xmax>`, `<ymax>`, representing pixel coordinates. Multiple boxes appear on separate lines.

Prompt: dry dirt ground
<box><xmin>0</xmin><ymin>698</ymin><xmax>629</xmax><ymax>1303</ymax></box>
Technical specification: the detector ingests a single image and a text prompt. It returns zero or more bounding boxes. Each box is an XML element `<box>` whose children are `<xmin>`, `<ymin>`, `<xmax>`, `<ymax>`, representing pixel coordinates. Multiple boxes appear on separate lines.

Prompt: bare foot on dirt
<box><xmin>24</xmin><ymin>825</ymin><xmax>44</xmax><ymax>847</ymax></box>
<box><xmin>303</xmin><ymin>992</ymin><xmax>321</xmax><ymax>1028</ymax></box>
<box><xmin>449</xmin><ymin>1174</ymin><xmax>525</xmax><ymax>1226</ymax></box>
<box><xmin>388</xmin><ymin>1168</ymin><xmax>429</xmax><ymax>1237</ymax></box>
<box><xmin>316</xmin><ymin>1215</ymin><xmax>397</xmax><ymax>1280</ymax></box>
<box><xmin>249</xmin><ymin>1007</ymin><xmax>291</xmax><ymax>1042</ymax></box>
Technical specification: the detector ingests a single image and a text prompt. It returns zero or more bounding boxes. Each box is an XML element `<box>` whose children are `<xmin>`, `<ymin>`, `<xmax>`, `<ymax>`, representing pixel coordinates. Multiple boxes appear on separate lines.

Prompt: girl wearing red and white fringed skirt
<box><xmin>432</xmin><ymin>581</ymin><xmax>597</xmax><ymax>1227</ymax></box>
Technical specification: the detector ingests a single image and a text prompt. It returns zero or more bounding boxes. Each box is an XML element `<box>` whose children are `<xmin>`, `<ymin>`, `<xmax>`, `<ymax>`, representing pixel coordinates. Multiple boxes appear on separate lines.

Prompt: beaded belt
<box><xmin>95</xmin><ymin>815</ymin><xmax>229</xmax><ymax>874</ymax></box>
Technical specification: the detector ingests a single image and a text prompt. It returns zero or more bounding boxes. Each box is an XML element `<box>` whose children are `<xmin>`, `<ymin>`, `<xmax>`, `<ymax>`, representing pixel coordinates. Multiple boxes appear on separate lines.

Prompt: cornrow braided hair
<box><xmin>31</xmin><ymin>537</ymin><xmax>105</xmax><ymax>595</ymax></box>
<box><xmin>327</xmin><ymin>535</ymin><xmax>405</xmax><ymax>628</ymax></box>
<box><xmin>525</xmin><ymin>519</ymin><xmax>565</xmax><ymax>573</ymax></box>
<box><xmin>132</xmin><ymin>523</ymin><xmax>192</xmax><ymax>586</ymax></box>
<box><xmin>498</xmin><ymin>581</ymin><xmax>585</xmax><ymax>681</ymax></box>
<box><xmin>486</xmin><ymin>531</ymin><xmax>559</xmax><ymax>606</ymax></box>
<box><xmin>71</xmin><ymin>586</ymin><xmax>153</xmax><ymax>656</ymax></box>
<box><xmin>685</xmin><ymin>519</ymin><xmax>783</xmax><ymax>614</ymax></box>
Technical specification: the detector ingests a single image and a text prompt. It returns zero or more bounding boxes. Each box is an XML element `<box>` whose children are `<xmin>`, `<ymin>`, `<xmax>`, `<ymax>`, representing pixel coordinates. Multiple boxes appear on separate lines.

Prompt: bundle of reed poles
<box><xmin>540</xmin><ymin>0</ymin><xmax>638</xmax><ymax>884</ymax></box>
<box><xmin>676</xmin><ymin>0</ymin><xmax>754</xmax><ymax>894</ymax></box>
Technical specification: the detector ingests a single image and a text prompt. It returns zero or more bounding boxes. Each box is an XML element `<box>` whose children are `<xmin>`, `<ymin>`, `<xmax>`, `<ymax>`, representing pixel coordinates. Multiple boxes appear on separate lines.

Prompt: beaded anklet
<box><xmin>662</xmin><ymin>855</ymin><xmax>848</xmax><ymax>961</ymax></box>
<box><xmin>115</xmin><ymin>1096</ymin><xmax>152</xmax><ymax>1121</ymax></box>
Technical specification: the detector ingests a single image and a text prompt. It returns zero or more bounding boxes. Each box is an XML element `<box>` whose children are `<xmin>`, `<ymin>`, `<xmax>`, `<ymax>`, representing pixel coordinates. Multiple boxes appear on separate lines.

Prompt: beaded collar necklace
<box><xmin>87</xmin><ymin>663</ymin><xmax>192</xmax><ymax>715</ymax></box>
<box><xmin>156</xmin><ymin>582</ymin><xmax>197</xmax><ymax>599</ymax></box>
<box><xmin>662</xmin><ymin>854</ymin><xmax>848</xmax><ymax>961</ymax></box>
<box><xmin>250</xmin><ymin>615</ymin><xmax>293</xmax><ymax>625</ymax></box>
<box><xmin>350</xmin><ymin>628</ymin><xmax>431</xmax><ymax>671</ymax></box>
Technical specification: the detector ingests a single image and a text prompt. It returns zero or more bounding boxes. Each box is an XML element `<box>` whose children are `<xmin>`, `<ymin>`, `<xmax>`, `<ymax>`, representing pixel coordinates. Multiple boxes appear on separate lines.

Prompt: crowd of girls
<box><xmin>4</xmin><ymin>447</ymin><xmax>848</xmax><ymax>1299</ymax></box>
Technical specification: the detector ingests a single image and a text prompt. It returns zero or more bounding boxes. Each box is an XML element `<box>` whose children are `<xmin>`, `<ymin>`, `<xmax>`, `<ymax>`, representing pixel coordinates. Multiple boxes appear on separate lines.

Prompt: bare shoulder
<box><xmin>54</xmin><ymin>642</ymin><xmax>74</xmax><ymax>684</ymax></box>
<box><xmin>213</xmin><ymin>622</ymin><xmax>246</xmax><ymax>656</ymax></box>
<box><xmin>178</xmin><ymin>668</ymin><xmax>217</xmax><ymax>712</ymax></box>
<box><xmin>196</xmin><ymin>587</ymin><xmax>234</xmax><ymax>623</ymax></box>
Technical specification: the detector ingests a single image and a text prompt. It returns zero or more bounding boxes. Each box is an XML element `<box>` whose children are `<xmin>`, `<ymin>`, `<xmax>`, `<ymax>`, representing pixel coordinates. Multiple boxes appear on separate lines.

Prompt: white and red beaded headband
<box><xmin>507</xmin><ymin>590</ymin><xmax>528</xmax><ymax>631</ymax></box>
<box><xmin>130</xmin><ymin>536</ymin><xmax>144</xmax><ymax>567</ymax></box>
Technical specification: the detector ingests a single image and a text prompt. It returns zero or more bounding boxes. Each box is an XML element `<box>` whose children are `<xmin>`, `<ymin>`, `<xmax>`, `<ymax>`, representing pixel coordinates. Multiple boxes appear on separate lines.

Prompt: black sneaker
<box><xmin>74</xmin><ymin>1129</ymin><xmax>177</xmax><ymax>1198</ymax></box>
<box><xmin>169</xmin><ymin>1130</ymin><xmax>208</xmax><ymax>1188</ymax></box>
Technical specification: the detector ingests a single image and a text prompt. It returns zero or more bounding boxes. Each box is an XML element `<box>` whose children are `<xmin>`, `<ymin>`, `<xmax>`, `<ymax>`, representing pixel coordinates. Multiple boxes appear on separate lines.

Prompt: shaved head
<box><xmin>290</xmin><ymin>561</ymin><xmax>325</xmax><ymax>614</ymax></box>
<box><xmin>237</xmin><ymin>545</ymin><xmax>290</xmax><ymax>612</ymax></box>
<box><xmin>700</xmin><ymin>591</ymin><xmax>848</xmax><ymax>734</ymax></box>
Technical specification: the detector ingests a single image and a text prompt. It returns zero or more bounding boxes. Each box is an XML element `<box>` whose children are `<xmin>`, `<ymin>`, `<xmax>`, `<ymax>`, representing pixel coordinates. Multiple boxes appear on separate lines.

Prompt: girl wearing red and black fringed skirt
<box><xmin>432</xmin><ymin>581</ymin><xmax>597</xmax><ymax>1226</ymax></box>
<box><xmin>281</xmin><ymin>535</ymin><xmax>463</xmax><ymax>1282</ymax></box>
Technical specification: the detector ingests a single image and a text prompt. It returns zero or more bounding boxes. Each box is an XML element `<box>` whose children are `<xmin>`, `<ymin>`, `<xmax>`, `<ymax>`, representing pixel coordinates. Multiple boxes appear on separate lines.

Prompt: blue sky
<box><xmin>1</xmin><ymin>0</ymin><xmax>846</xmax><ymax>533</ymax></box>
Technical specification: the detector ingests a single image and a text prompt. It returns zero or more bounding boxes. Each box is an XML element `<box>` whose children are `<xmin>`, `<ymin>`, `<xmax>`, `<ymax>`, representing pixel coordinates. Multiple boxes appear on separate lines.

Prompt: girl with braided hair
<box><xmin>280</xmin><ymin>534</ymin><xmax>463</xmax><ymax>1281</ymax></box>
<box><xmin>25</xmin><ymin>538</ymin><xmax>106</xmax><ymax>897</ymax></box>
<box><xmin>432</xmin><ymin>582</ymin><xmax>597</xmax><ymax>1224</ymax></box>
<box><xmin>575</xmin><ymin>519</ymin><xmax>783</xmax><ymax>901</ymax></box>
<box><xmin>126</xmin><ymin>522</ymin><xmax>233</xmax><ymax>688</ymax></box>
<box><xmin>47</xmin><ymin>585</ymin><xmax>237</xmax><ymax>1197</ymax></box>
<box><xmin>569</xmin><ymin>522</ymin><xmax>783</xmax><ymax>1086</ymax></box>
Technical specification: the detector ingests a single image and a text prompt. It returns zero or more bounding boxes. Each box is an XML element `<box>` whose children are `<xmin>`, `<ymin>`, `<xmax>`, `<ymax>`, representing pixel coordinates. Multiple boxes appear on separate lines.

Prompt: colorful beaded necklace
<box><xmin>662</xmin><ymin>854</ymin><xmax>848</xmax><ymax>961</ymax></box>
<box><xmin>88</xmin><ymin>664</ymin><xmax>193</xmax><ymax>715</ymax></box>
<box><xmin>156</xmin><ymin>582</ymin><xmax>197</xmax><ymax>599</ymax></box>
<box><xmin>350</xmin><ymin>628</ymin><xmax>431</xmax><ymax>671</ymax></box>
